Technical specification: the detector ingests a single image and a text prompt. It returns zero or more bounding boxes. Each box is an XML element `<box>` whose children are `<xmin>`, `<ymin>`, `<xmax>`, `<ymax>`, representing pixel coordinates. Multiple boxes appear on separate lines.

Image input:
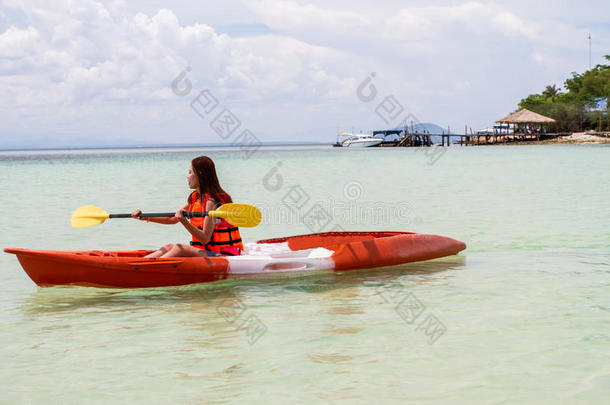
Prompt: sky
<box><xmin>0</xmin><ymin>0</ymin><xmax>608</xmax><ymax>148</ymax></box>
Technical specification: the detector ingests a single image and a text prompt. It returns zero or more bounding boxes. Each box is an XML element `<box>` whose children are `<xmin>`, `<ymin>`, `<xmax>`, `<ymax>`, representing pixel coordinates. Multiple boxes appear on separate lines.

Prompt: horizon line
<box><xmin>0</xmin><ymin>141</ymin><xmax>334</xmax><ymax>152</ymax></box>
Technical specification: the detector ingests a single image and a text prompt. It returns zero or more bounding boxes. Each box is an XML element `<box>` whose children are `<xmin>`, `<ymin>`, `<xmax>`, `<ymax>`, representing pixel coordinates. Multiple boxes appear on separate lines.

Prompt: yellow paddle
<box><xmin>71</xmin><ymin>203</ymin><xmax>262</xmax><ymax>228</ymax></box>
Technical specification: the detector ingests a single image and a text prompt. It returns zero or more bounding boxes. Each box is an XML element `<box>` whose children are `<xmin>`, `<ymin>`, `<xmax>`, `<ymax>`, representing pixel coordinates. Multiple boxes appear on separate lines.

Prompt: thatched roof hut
<box><xmin>496</xmin><ymin>109</ymin><xmax>556</xmax><ymax>124</ymax></box>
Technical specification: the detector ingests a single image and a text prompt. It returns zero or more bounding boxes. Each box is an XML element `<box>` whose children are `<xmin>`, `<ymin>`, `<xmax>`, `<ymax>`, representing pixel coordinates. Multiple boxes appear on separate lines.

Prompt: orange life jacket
<box><xmin>187</xmin><ymin>191</ymin><xmax>243</xmax><ymax>256</ymax></box>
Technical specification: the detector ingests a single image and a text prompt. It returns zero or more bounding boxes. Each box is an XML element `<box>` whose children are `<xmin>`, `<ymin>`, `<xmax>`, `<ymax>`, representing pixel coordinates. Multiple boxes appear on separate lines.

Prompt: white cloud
<box><xmin>244</xmin><ymin>1</ymin><xmax>540</xmax><ymax>42</ymax></box>
<box><xmin>220</xmin><ymin>35</ymin><xmax>354</xmax><ymax>101</ymax></box>
<box><xmin>0</xmin><ymin>26</ymin><xmax>39</xmax><ymax>59</ymax></box>
<box><xmin>0</xmin><ymin>0</ymin><xmax>358</xmax><ymax>110</ymax></box>
<box><xmin>531</xmin><ymin>52</ymin><xmax>565</xmax><ymax>79</ymax></box>
<box><xmin>492</xmin><ymin>10</ymin><xmax>537</xmax><ymax>39</ymax></box>
<box><xmin>242</xmin><ymin>0</ymin><xmax>370</xmax><ymax>33</ymax></box>
<box><xmin>454</xmin><ymin>81</ymin><xmax>470</xmax><ymax>92</ymax></box>
<box><xmin>0</xmin><ymin>0</ymin><xmax>608</xmax><ymax>147</ymax></box>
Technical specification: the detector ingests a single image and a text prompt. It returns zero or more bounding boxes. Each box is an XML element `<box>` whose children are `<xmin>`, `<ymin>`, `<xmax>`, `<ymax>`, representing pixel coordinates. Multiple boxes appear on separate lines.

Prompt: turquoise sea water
<box><xmin>1</xmin><ymin>145</ymin><xmax>609</xmax><ymax>403</ymax></box>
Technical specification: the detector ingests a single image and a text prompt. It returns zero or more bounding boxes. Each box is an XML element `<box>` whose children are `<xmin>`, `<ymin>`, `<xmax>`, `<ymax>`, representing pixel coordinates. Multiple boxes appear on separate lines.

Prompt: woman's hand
<box><xmin>131</xmin><ymin>209</ymin><xmax>145</xmax><ymax>220</ymax></box>
<box><xmin>175</xmin><ymin>204</ymin><xmax>190</xmax><ymax>223</ymax></box>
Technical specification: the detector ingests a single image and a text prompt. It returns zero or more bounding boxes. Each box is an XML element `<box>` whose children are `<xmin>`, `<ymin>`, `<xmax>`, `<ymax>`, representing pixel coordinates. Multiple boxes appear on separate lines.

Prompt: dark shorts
<box><xmin>201</xmin><ymin>250</ymin><xmax>221</xmax><ymax>257</ymax></box>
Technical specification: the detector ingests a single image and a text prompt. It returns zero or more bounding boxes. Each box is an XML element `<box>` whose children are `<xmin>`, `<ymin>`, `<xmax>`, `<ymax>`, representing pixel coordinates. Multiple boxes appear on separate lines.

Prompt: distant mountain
<box><xmin>387</xmin><ymin>122</ymin><xmax>454</xmax><ymax>134</ymax></box>
<box><xmin>378</xmin><ymin>122</ymin><xmax>456</xmax><ymax>144</ymax></box>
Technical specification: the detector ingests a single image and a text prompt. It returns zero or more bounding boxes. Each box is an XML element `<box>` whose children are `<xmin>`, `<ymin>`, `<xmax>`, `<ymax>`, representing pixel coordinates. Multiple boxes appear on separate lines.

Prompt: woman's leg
<box><xmin>144</xmin><ymin>243</ymin><xmax>175</xmax><ymax>258</ymax></box>
<box><xmin>144</xmin><ymin>243</ymin><xmax>218</xmax><ymax>258</ymax></box>
<box><xmin>158</xmin><ymin>243</ymin><xmax>214</xmax><ymax>258</ymax></box>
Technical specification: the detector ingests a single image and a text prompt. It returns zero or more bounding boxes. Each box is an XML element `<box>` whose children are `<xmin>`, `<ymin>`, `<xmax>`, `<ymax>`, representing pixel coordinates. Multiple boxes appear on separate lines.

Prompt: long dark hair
<box><xmin>190</xmin><ymin>156</ymin><xmax>232</xmax><ymax>204</ymax></box>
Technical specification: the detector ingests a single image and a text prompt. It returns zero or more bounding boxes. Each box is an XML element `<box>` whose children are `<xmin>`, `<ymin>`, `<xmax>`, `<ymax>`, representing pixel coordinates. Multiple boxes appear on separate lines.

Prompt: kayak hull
<box><xmin>5</xmin><ymin>231</ymin><xmax>466</xmax><ymax>288</ymax></box>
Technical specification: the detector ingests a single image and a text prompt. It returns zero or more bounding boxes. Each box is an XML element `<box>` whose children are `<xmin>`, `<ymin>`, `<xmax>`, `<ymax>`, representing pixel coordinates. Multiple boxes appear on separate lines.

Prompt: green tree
<box><xmin>519</xmin><ymin>94</ymin><xmax>546</xmax><ymax>110</ymax></box>
<box><xmin>542</xmin><ymin>84</ymin><xmax>560</xmax><ymax>102</ymax></box>
<box><xmin>517</xmin><ymin>54</ymin><xmax>610</xmax><ymax>131</ymax></box>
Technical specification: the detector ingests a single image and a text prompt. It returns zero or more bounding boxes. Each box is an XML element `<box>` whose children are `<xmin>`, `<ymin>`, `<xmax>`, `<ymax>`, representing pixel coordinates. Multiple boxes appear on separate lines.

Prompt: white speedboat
<box><xmin>477</xmin><ymin>123</ymin><xmax>514</xmax><ymax>135</ymax></box>
<box><xmin>337</xmin><ymin>131</ymin><xmax>382</xmax><ymax>148</ymax></box>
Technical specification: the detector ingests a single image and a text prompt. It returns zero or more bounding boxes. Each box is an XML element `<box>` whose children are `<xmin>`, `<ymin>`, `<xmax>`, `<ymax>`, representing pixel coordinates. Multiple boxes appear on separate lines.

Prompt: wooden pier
<box><xmin>371</xmin><ymin>132</ymin><xmax>569</xmax><ymax>147</ymax></box>
<box><xmin>458</xmin><ymin>132</ymin><xmax>569</xmax><ymax>145</ymax></box>
<box><xmin>372</xmin><ymin>129</ymin><xmax>478</xmax><ymax>147</ymax></box>
<box><xmin>362</xmin><ymin>109</ymin><xmax>568</xmax><ymax>148</ymax></box>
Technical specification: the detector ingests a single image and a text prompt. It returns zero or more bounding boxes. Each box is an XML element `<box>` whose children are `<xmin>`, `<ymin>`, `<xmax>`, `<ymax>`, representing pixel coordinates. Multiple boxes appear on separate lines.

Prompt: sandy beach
<box><xmin>550</xmin><ymin>132</ymin><xmax>610</xmax><ymax>144</ymax></box>
<box><xmin>466</xmin><ymin>132</ymin><xmax>610</xmax><ymax>146</ymax></box>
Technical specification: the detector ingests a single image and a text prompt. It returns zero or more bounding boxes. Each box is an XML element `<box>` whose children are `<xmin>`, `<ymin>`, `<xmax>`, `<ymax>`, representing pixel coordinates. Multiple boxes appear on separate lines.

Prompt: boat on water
<box><xmin>476</xmin><ymin>123</ymin><xmax>514</xmax><ymax>135</ymax></box>
<box><xmin>5</xmin><ymin>231</ymin><xmax>466</xmax><ymax>288</ymax></box>
<box><xmin>336</xmin><ymin>131</ymin><xmax>383</xmax><ymax>148</ymax></box>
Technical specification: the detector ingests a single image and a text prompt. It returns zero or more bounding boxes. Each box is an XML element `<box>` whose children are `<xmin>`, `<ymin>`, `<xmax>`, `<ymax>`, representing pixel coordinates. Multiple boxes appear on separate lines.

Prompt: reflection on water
<box><xmin>19</xmin><ymin>256</ymin><xmax>465</xmax><ymax>315</ymax></box>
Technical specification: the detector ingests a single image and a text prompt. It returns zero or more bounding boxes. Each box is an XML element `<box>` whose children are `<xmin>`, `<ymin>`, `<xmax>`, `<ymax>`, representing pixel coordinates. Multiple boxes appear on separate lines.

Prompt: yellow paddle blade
<box><xmin>209</xmin><ymin>203</ymin><xmax>262</xmax><ymax>228</ymax></box>
<box><xmin>71</xmin><ymin>205</ymin><xmax>110</xmax><ymax>228</ymax></box>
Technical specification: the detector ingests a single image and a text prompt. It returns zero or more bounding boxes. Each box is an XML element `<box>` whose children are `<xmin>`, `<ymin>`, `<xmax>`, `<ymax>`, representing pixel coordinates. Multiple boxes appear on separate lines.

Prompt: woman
<box><xmin>132</xmin><ymin>156</ymin><xmax>243</xmax><ymax>258</ymax></box>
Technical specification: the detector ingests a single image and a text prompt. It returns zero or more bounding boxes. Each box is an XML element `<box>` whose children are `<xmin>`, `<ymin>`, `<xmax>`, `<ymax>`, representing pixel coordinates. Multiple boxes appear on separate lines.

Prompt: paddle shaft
<box><xmin>110</xmin><ymin>211</ymin><xmax>210</xmax><ymax>219</ymax></box>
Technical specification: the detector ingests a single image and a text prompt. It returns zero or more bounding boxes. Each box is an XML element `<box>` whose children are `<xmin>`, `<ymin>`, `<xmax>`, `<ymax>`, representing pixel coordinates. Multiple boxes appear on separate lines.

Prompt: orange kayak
<box><xmin>4</xmin><ymin>231</ymin><xmax>466</xmax><ymax>288</ymax></box>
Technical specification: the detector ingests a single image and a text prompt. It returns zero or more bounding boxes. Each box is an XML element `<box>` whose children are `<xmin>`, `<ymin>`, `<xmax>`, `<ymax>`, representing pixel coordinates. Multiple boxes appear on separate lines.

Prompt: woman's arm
<box><xmin>176</xmin><ymin>199</ymin><xmax>216</xmax><ymax>245</ymax></box>
<box><xmin>148</xmin><ymin>217</ymin><xmax>180</xmax><ymax>224</ymax></box>
<box><xmin>131</xmin><ymin>209</ymin><xmax>179</xmax><ymax>224</ymax></box>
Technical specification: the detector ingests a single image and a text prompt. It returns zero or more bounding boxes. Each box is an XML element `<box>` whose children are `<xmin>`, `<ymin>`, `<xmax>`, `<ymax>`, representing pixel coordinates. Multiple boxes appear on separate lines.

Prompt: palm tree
<box><xmin>542</xmin><ymin>84</ymin><xmax>560</xmax><ymax>102</ymax></box>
